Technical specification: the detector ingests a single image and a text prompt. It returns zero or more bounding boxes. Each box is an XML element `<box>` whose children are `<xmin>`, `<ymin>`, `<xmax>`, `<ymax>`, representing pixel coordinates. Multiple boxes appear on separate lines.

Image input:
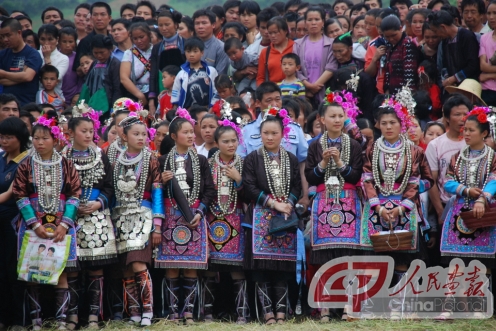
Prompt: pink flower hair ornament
<box><xmin>33</xmin><ymin>114</ymin><xmax>68</xmax><ymax>145</ymax></box>
<box><xmin>72</xmin><ymin>100</ymin><xmax>103</xmax><ymax>143</ymax></box>
<box><xmin>218</xmin><ymin>118</ymin><xmax>243</xmax><ymax>144</ymax></box>
<box><xmin>262</xmin><ymin>107</ymin><xmax>292</xmax><ymax>140</ymax></box>
<box><xmin>378</xmin><ymin>83</ymin><xmax>417</xmax><ymax>134</ymax></box>
<box><xmin>322</xmin><ymin>88</ymin><xmax>361</xmax><ymax>123</ymax></box>
<box><xmin>170</xmin><ymin>107</ymin><xmax>196</xmax><ymax>127</ymax></box>
<box><xmin>379</xmin><ymin>97</ymin><xmax>414</xmax><ymax>134</ymax></box>
<box><xmin>148</xmin><ymin>127</ymin><xmax>157</xmax><ymax>143</ymax></box>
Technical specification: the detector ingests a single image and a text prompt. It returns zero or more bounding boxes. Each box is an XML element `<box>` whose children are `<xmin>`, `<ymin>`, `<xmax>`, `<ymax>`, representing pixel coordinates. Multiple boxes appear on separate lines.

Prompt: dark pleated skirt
<box><xmin>119</xmin><ymin>243</ymin><xmax>153</xmax><ymax>267</ymax></box>
<box><xmin>81</xmin><ymin>257</ymin><xmax>120</xmax><ymax>269</ymax></box>
<box><xmin>310</xmin><ymin>247</ymin><xmax>364</xmax><ymax>265</ymax></box>
<box><xmin>207</xmin><ymin>262</ymin><xmax>244</xmax><ymax>272</ymax></box>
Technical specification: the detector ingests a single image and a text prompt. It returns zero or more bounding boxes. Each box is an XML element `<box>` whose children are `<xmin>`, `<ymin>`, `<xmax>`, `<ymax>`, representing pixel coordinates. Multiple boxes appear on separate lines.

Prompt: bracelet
<box><xmin>317</xmin><ymin>162</ymin><xmax>326</xmax><ymax>172</ymax></box>
<box><xmin>59</xmin><ymin>222</ymin><xmax>69</xmax><ymax>230</ymax></box>
<box><xmin>465</xmin><ymin>188</ymin><xmax>469</xmax><ymax>197</ymax></box>
<box><xmin>195</xmin><ymin>209</ymin><xmax>204</xmax><ymax>218</ymax></box>
<box><xmin>270</xmin><ymin>199</ymin><xmax>275</xmax><ymax>209</ymax></box>
<box><xmin>153</xmin><ymin>230</ymin><xmax>162</xmax><ymax>234</ymax></box>
<box><xmin>378</xmin><ymin>206</ymin><xmax>385</xmax><ymax>217</ymax></box>
<box><xmin>398</xmin><ymin>206</ymin><xmax>403</xmax><ymax>217</ymax></box>
<box><xmin>32</xmin><ymin>223</ymin><xmax>41</xmax><ymax>231</ymax></box>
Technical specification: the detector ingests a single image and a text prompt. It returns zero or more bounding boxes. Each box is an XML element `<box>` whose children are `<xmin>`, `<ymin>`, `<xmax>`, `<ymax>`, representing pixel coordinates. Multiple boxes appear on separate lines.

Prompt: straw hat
<box><xmin>113</xmin><ymin>97</ymin><xmax>134</xmax><ymax>111</ymax></box>
<box><xmin>445</xmin><ymin>78</ymin><xmax>487</xmax><ymax>106</ymax></box>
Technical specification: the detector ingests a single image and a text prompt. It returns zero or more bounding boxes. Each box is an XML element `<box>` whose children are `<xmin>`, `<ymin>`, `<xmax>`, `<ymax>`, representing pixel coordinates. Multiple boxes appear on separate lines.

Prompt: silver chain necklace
<box><xmin>33</xmin><ymin>150</ymin><xmax>63</xmax><ymax>214</ymax></box>
<box><xmin>320</xmin><ymin>132</ymin><xmax>351</xmax><ymax>202</ymax></box>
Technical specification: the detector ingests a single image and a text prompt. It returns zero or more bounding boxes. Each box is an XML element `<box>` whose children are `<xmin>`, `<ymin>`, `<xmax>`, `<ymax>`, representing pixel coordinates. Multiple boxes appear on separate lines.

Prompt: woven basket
<box><xmin>459</xmin><ymin>208</ymin><xmax>496</xmax><ymax>229</ymax></box>
<box><xmin>370</xmin><ymin>219</ymin><xmax>414</xmax><ymax>252</ymax></box>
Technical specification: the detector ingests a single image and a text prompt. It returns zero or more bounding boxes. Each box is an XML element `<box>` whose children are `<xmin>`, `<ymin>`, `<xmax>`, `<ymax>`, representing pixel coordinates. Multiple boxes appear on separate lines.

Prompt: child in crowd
<box><xmin>171</xmin><ymin>37</ymin><xmax>219</xmax><ymax>109</ymax></box>
<box><xmin>418</xmin><ymin>60</ymin><xmax>442</xmax><ymax>118</ymax></box>
<box><xmin>222</xmin><ymin>22</ymin><xmax>247</xmax><ymax>44</ymax></box>
<box><xmin>214</xmin><ymin>74</ymin><xmax>236</xmax><ymax>99</ymax></box>
<box><xmin>224</xmin><ymin>37</ymin><xmax>258</xmax><ymax>91</ymax></box>
<box><xmin>239</xmin><ymin>87</ymin><xmax>256</xmax><ymax>114</ymax></box>
<box><xmin>70</xmin><ymin>94</ymin><xmax>80</xmax><ymax>107</ymax></box>
<box><xmin>423</xmin><ymin>121</ymin><xmax>446</xmax><ymax>146</ymax></box>
<box><xmin>157</xmin><ymin>65</ymin><xmax>180</xmax><ymax>120</ymax></box>
<box><xmin>233</xmin><ymin>107</ymin><xmax>254</xmax><ymax>125</ymax></box>
<box><xmin>295</xmin><ymin>97</ymin><xmax>313</xmax><ymax>129</ymax></box>
<box><xmin>36</xmin><ymin>65</ymin><xmax>65</xmax><ymax>112</ymax></box>
<box><xmin>79</xmin><ymin>54</ymin><xmax>94</xmax><ymax>76</ymax></box>
<box><xmin>305</xmin><ymin>111</ymin><xmax>321</xmax><ymax>139</ymax></box>
<box><xmin>225</xmin><ymin>96</ymin><xmax>246</xmax><ymax>109</ymax></box>
<box><xmin>278</xmin><ymin>53</ymin><xmax>305</xmax><ymax>99</ymax></box>
<box><xmin>189</xmin><ymin>105</ymin><xmax>209</xmax><ymax>147</ymax></box>
<box><xmin>58</xmin><ymin>27</ymin><xmax>83</xmax><ymax>108</ymax></box>
<box><xmin>79</xmin><ymin>34</ymin><xmax>122</xmax><ymax>120</ymax></box>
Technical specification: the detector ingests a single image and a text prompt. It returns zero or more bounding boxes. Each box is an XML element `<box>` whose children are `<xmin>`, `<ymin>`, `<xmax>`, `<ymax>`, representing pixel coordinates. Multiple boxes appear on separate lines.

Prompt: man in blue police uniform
<box><xmin>237</xmin><ymin>82</ymin><xmax>308</xmax><ymax>161</ymax></box>
<box><xmin>238</xmin><ymin>82</ymin><xmax>310</xmax><ymax>208</ymax></box>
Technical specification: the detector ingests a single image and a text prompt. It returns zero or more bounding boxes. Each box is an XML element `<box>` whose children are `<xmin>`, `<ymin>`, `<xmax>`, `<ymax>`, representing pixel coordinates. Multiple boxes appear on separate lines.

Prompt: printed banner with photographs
<box><xmin>17</xmin><ymin>230</ymin><xmax>71</xmax><ymax>285</ymax></box>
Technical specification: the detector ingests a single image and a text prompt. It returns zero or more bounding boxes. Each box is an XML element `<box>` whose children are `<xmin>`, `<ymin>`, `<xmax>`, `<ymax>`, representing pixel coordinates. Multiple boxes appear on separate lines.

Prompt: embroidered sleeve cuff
<box><xmin>339</xmin><ymin>165</ymin><xmax>352</xmax><ymax>177</ymax></box>
<box><xmin>62</xmin><ymin>197</ymin><xmax>80</xmax><ymax>223</ymax></box>
<box><xmin>153</xmin><ymin>217</ymin><xmax>162</xmax><ymax>227</ymax></box>
<box><xmin>17</xmin><ymin>198</ymin><xmax>38</xmax><ymax>226</ymax></box>
<box><xmin>314</xmin><ymin>167</ymin><xmax>324</xmax><ymax>177</ymax></box>
<box><xmin>233</xmin><ymin>180</ymin><xmax>243</xmax><ymax>190</ymax></box>
<box><xmin>362</xmin><ymin>173</ymin><xmax>374</xmax><ymax>182</ymax></box>
<box><xmin>421</xmin><ymin>179</ymin><xmax>431</xmax><ymax>191</ymax></box>
<box><xmin>401</xmin><ymin>199</ymin><xmax>415</xmax><ymax>211</ymax></box>
<box><xmin>369</xmin><ymin>197</ymin><xmax>380</xmax><ymax>207</ymax></box>
<box><xmin>455</xmin><ymin>184</ymin><xmax>466</xmax><ymax>196</ymax></box>
<box><xmin>256</xmin><ymin>191</ymin><xmax>267</xmax><ymax>206</ymax></box>
<box><xmin>97</xmin><ymin>194</ymin><xmax>108</xmax><ymax>210</ymax></box>
<box><xmin>195</xmin><ymin>208</ymin><xmax>205</xmax><ymax>218</ymax></box>
<box><xmin>61</xmin><ymin>216</ymin><xmax>74</xmax><ymax>227</ymax></box>
<box><xmin>289</xmin><ymin>193</ymin><xmax>298</xmax><ymax>206</ymax></box>
<box><xmin>148</xmin><ymin>92</ymin><xmax>157</xmax><ymax>98</ymax></box>
<box><xmin>408</xmin><ymin>176</ymin><xmax>420</xmax><ymax>186</ymax></box>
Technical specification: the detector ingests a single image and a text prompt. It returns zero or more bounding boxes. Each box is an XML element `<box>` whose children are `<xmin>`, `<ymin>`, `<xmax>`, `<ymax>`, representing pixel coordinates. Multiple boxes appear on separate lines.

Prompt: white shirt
<box><xmin>38</xmin><ymin>48</ymin><xmax>69</xmax><ymax>99</ymax></box>
<box><xmin>196</xmin><ymin>143</ymin><xmax>210</xmax><ymax>158</ymax></box>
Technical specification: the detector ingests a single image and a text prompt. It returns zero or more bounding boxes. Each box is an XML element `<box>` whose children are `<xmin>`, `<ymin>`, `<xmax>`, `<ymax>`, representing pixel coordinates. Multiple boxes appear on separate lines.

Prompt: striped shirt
<box><xmin>277</xmin><ymin>79</ymin><xmax>306</xmax><ymax>98</ymax></box>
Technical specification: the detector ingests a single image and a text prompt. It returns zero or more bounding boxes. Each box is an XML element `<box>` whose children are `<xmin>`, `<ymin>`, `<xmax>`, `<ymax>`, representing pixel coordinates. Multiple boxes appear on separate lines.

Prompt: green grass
<box><xmin>34</xmin><ymin>317</ymin><xmax>496</xmax><ymax>331</ymax></box>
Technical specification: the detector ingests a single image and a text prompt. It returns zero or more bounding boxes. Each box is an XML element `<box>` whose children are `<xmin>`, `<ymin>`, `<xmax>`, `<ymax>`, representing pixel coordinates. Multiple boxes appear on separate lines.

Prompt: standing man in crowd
<box><xmin>74</xmin><ymin>2</ymin><xmax>113</xmax><ymax>71</ymax></box>
<box><xmin>193</xmin><ymin>9</ymin><xmax>229</xmax><ymax>75</ymax></box>
<box><xmin>0</xmin><ymin>19</ymin><xmax>42</xmax><ymax>106</ymax></box>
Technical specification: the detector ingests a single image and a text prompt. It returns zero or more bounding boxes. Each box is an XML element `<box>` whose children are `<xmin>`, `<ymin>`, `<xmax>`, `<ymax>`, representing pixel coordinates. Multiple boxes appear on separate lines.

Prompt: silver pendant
<box><xmin>326</xmin><ymin>176</ymin><xmax>340</xmax><ymax>186</ymax></box>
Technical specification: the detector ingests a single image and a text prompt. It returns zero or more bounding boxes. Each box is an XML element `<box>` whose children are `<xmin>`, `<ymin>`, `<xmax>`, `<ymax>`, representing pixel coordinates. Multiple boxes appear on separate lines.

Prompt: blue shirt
<box><xmin>237</xmin><ymin>113</ymin><xmax>309</xmax><ymax>162</ymax></box>
<box><xmin>0</xmin><ymin>45</ymin><xmax>43</xmax><ymax>106</ymax></box>
<box><xmin>112</xmin><ymin>47</ymin><xmax>125</xmax><ymax>62</ymax></box>
<box><xmin>0</xmin><ymin>150</ymin><xmax>29</xmax><ymax>220</ymax></box>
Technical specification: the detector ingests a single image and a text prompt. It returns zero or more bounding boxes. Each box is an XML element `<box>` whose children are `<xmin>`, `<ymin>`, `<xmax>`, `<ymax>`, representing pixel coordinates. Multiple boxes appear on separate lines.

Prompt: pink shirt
<box><xmin>304</xmin><ymin>37</ymin><xmax>324</xmax><ymax>84</ymax></box>
<box><xmin>479</xmin><ymin>32</ymin><xmax>496</xmax><ymax>91</ymax></box>
<box><xmin>425</xmin><ymin>133</ymin><xmax>466</xmax><ymax>203</ymax></box>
